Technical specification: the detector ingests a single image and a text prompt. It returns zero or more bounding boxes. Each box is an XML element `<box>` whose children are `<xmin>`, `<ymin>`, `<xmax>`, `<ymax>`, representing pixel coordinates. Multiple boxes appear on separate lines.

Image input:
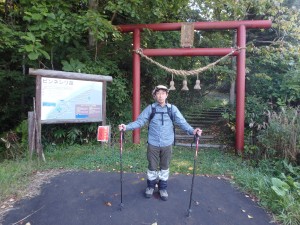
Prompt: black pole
<box><xmin>187</xmin><ymin>134</ymin><xmax>199</xmax><ymax>217</ymax></box>
<box><xmin>119</xmin><ymin>130</ymin><xmax>124</xmax><ymax>210</ymax></box>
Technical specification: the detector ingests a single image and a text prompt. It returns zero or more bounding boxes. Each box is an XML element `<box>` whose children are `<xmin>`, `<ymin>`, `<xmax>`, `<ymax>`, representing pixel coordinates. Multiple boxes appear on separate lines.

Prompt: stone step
<box><xmin>185</xmin><ymin>116</ymin><xmax>217</xmax><ymax>121</ymax></box>
<box><xmin>175</xmin><ymin>135</ymin><xmax>215</xmax><ymax>140</ymax></box>
<box><xmin>174</xmin><ymin>106</ymin><xmax>228</xmax><ymax>149</ymax></box>
<box><xmin>187</xmin><ymin>111</ymin><xmax>224</xmax><ymax>115</ymax></box>
<box><xmin>203</xmin><ymin>108</ymin><xmax>225</xmax><ymax>110</ymax></box>
<box><xmin>175</xmin><ymin>142</ymin><xmax>225</xmax><ymax>149</ymax></box>
<box><xmin>175</xmin><ymin>132</ymin><xmax>212</xmax><ymax>137</ymax></box>
<box><xmin>186</xmin><ymin>119</ymin><xmax>219</xmax><ymax>123</ymax></box>
<box><xmin>188</xmin><ymin>123</ymin><xmax>218</xmax><ymax>127</ymax></box>
<box><xmin>185</xmin><ymin>113</ymin><xmax>223</xmax><ymax>118</ymax></box>
<box><xmin>175</xmin><ymin>124</ymin><xmax>210</xmax><ymax>129</ymax></box>
<box><xmin>175</xmin><ymin>125</ymin><xmax>212</xmax><ymax>131</ymax></box>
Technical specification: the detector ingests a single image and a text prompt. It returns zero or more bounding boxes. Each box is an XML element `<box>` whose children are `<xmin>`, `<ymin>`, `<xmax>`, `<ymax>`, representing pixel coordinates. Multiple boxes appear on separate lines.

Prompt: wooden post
<box><xmin>102</xmin><ymin>81</ymin><xmax>107</xmax><ymax>125</ymax></box>
<box><xmin>34</xmin><ymin>80</ymin><xmax>45</xmax><ymax>162</ymax></box>
<box><xmin>28</xmin><ymin>111</ymin><xmax>35</xmax><ymax>158</ymax></box>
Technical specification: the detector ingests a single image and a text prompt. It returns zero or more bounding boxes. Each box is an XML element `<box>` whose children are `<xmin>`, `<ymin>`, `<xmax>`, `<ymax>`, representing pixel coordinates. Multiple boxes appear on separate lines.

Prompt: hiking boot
<box><xmin>145</xmin><ymin>187</ymin><xmax>154</xmax><ymax>198</ymax></box>
<box><xmin>159</xmin><ymin>189</ymin><xmax>168</xmax><ymax>201</ymax></box>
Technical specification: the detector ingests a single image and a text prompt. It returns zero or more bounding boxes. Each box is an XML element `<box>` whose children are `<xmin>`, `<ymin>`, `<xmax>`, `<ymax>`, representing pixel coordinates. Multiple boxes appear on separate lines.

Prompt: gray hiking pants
<box><xmin>146</xmin><ymin>144</ymin><xmax>172</xmax><ymax>182</ymax></box>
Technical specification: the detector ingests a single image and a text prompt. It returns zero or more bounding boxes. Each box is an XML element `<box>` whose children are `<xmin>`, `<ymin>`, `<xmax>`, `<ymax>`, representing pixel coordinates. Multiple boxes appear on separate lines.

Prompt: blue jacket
<box><xmin>126</xmin><ymin>102</ymin><xmax>194</xmax><ymax>147</ymax></box>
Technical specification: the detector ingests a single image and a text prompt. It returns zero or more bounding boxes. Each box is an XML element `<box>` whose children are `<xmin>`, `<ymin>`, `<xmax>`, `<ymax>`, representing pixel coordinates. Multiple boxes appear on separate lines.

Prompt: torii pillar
<box><xmin>118</xmin><ymin>20</ymin><xmax>272</xmax><ymax>154</ymax></box>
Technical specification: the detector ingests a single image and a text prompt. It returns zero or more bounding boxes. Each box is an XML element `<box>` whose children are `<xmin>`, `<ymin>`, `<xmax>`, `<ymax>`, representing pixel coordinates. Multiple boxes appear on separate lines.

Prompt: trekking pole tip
<box><xmin>119</xmin><ymin>203</ymin><xmax>124</xmax><ymax>211</ymax></box>
<box><xmin>186</xmin><ymin>208</ymin><xmax>192</xmax><ymax>217</ymax></box>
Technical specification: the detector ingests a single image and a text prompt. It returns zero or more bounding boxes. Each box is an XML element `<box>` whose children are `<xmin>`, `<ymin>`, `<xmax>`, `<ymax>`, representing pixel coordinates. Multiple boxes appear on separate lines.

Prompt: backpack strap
<box><xmin>148</xmin><ymin>104</ymin><xmax>156</xmax><ymax>123</ymax></box>
<box><xmin>149</xmin><ymin>103</ymin><xmax>174</xmax><ymax>124</ymax></box>
<box><xmin>167</xmin><ymin>104</ymin><xmax>174</xmax><ymax>122</ymax></box>
<box><xmin>168</xmin><ymin>104</ymin><xmax>176</xmax><ymax>146</ymax></box>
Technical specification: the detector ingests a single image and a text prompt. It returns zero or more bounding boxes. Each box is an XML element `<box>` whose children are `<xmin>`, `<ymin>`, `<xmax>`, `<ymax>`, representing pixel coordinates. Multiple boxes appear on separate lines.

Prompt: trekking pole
<box><xmin>119</xmin><ymin>129</ymin><xmax>125</xmax><ymax>210</ymax></box>
<box><xmin>187</xmin><ymin>133</ymin><xmax>200</xmax><ymax>217</ymax></box>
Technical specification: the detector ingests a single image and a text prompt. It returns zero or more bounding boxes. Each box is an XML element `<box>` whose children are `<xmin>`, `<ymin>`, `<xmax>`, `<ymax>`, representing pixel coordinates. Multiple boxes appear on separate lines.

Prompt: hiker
<box><xmin>118</xmin><ymin>85</ymin><xmax>202</xmax><ymax>201</ymax></box>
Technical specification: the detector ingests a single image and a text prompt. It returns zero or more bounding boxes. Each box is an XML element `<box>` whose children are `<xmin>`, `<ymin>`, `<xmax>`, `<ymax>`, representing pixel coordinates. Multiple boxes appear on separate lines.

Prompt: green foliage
<box><xmin>106</xmin><ymin>75</ymin><xmax>131</xmax><ymax>126</ymax></box>
<box><xmin>42</xmin><ymin>123</ymin><xmax>98</xmax><ymax>145</ymax></box>
<box><xmin>0</xmin><ymin>119</ymin><xmax>29</xmax><ymax>160</ymax></box>
<box><xmin>15</xmin><ymin>119</ymin><xmax>29</xmax><ymax>148</ymax></box>
<box><xmin>19</xmin><ymin>32</ymin><xmax>50</xmax><ymax>61</ymax></box>
<box><xmin>257</xmin><ymin>107</ymin><xmax>300</xmax><ymax>162</ymax></box>
<box><xmin>0</xmin><ymin>19</ymin><xmax>19</xmax><ymax>51</ymax></box>
<box><xmin>61</xmin><ymin>58</ymin><xmax>87</xmax><ymax>72</ymax></box>
<box><xmin>0</xmin><ymin>131</ymin><xmax>24</xmax><ymax>160</ymax></box>
<box><xmin>222</xmin><ymin>95</ymin><xmax>271</xmax><ymax>134</ymax></box>
<box><xmin>0</xmin><ymin>70</ymin><xmax>35</xmax><ymax>134</ymax></box>
<box><xmin>246</xmin><ymin>96</ymin><xmax>270</xmax><ymax>130</ymax></box>
<box><xmin>233</xmin><ymin>159</ymin><xmax>300</xmax><ymax>225</ymax></box>
<box><xmin>79</xmin><ymin>10</ymin><xmax>121</xmax><ymax>42</ymax></box>
<box><xmin>0</xmin><ymin>159</ymin><xmax>36</xmax><ymax>202</ymax></box>
<box><xmin>247</xmin><ymin>50</ymin><xmax>300</xmax><ymax>107</ymax></box>
<box><xmin>269</xmin><ymin>161</ymin><xmax>300</xmax><ymax>225</ymax></box>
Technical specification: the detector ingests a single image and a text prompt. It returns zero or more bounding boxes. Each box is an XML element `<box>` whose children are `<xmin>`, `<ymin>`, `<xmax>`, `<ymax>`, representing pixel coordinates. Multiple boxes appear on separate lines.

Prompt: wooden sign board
<box><xmin>181</xmin><ymin>23</ymin><xmax>195</xmax><ymax>48</ymax></box>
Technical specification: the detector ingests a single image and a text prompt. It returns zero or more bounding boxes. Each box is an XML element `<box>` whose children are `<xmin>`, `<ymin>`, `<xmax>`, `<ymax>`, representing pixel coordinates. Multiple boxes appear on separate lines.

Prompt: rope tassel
<box><xmin>169</xmin><ymin>74</ymin><xmax>176</xmax><ymax>90</ymax></box>
<box><xmin>182</xmin><ymin>78</ymin><xmax>189</xmax><ymax>91</ymax></box>
<box><xmin>194</xmin><ymin>75</ymin><xmax>201</xmax><ymax>90</ymax></box>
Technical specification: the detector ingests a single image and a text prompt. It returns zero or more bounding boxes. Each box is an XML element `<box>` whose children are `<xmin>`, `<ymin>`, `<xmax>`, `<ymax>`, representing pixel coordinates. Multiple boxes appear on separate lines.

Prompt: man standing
<box><xmin>119</xmin><ymin>85</ymin><xmax>202</xmax><ymax>201</ymax></box>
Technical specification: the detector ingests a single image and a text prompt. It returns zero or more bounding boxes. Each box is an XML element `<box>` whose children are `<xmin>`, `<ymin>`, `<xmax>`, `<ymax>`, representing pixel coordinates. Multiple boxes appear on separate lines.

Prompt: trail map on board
<box><xmin>41</xmin><ymin>77</ymin><xmax>102</xmax><ymax>121</ymax></box>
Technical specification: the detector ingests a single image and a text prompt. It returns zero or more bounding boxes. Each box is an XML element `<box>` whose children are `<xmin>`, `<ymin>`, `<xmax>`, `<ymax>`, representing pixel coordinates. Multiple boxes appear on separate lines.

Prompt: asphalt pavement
<box><xmin>2</xmin><ymin>171</ymin><xmax>276</xmax><ymax>225</ymax></box>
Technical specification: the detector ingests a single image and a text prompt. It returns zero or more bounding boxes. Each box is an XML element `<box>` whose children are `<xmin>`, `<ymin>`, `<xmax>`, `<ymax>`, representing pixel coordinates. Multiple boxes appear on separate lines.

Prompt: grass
<box><xmin>0</xmin><ymin>159</ymin><xmax>36</xmax><ymax>200</ymax></box>
<box><xmin>1</xmin><ymin>142</ymin><xmax>299</xmax><ymax>225</ymax></box>
<box><xmin>0</xmin><ymin>143</ymin><xmax>241</xmax><ymax>203</ymax></box>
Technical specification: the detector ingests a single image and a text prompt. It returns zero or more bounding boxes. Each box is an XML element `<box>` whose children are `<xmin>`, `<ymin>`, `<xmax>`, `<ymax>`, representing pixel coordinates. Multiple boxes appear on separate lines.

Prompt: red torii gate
<box><xmin>118</xmin><ymin>20</ymin><xmax>272</xmax><ymax>153</ymax></box>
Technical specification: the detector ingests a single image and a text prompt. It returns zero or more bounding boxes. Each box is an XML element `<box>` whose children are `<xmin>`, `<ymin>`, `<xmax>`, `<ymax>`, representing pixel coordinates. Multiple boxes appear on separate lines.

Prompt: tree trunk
<box><xmin>88</xmin><ymin>0</ymin><xmax>98</xmax><ymax>48</ymax></box>
<box><xmin>230</xmin><ymin>79</ymin><xmax>235</xmax><ymax>105</ymax></box>
<box><xmin>229</xmin><ymin>30</ymin><xmax>237</xmax><ymax>106</ymax></box>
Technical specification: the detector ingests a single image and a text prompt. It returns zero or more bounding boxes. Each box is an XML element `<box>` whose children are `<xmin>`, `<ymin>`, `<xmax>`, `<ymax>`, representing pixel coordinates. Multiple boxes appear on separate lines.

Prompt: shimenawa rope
<box><xmin>134</xmin><ymin>47</ymin><xmax>244</xmax><ymax>76</ymax></box>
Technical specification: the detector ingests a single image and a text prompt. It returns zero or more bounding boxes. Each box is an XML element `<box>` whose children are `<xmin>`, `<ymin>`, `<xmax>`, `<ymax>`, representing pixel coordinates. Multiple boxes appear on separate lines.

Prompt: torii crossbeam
<box><xmin>118</xmin><ymin>20</ymin><xmax>272</xmax><ymax>154</ymax></box>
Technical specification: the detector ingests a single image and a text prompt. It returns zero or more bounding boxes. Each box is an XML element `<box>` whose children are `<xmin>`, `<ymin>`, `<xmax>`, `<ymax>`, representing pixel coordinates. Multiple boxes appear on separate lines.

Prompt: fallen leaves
<box><xmin>104</xmin><ymin>201</ymin><xmax>112</xmax><ymax>207</ymax></box>
<box><xmin>241</xmin><ymin>209</ymin><xmax>254</xmax><ymax>219</ymax></box>
<box><xmin>0</xmin><ymin>198</ymin><xmax>16</xmax><ymax>210</ymax></box>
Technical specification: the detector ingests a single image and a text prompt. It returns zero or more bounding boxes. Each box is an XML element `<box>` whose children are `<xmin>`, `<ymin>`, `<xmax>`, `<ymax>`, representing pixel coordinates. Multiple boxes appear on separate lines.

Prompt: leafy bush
<box><xmin>270</xmin><ymin>161</ymin><xmax>300</xmax><ymax>225</ymax></box>
<box><xmin>257</xmin><ymin>107</ymin><xmax>300</xmax><ymax>163</ymax></box>
<box><xmin>0</xmin><ymin>70</ymin><xmax>35</xmax><ymax>134</ymax></box>
<box><xmin>0</xmin><ymin>131</ymin><xmax>23</xmax><ymax>160</ymax></box>
<box><xmin>42</xmin><ymin>123</ymin><xmax>98</xmax><ymax>145</ymax></box>
<box><xmin>0</xmin><ymin>120</ymin><xmax>29</xmax><ymax>160</ymax></box>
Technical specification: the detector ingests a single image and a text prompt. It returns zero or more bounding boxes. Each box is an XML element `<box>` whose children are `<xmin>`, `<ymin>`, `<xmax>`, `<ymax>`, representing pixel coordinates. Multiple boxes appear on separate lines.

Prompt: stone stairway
<box><xmin>174</xmin><ymin>106</ymin><xmax>227</xmax><ymax>148</ymax></box>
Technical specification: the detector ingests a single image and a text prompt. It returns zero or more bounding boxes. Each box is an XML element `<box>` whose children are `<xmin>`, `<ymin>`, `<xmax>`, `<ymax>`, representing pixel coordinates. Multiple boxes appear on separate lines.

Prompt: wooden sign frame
<box><xmin>29</xmin><ymin>68</ymin><xmax>113</xmax><ymax>160</ymax></box>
